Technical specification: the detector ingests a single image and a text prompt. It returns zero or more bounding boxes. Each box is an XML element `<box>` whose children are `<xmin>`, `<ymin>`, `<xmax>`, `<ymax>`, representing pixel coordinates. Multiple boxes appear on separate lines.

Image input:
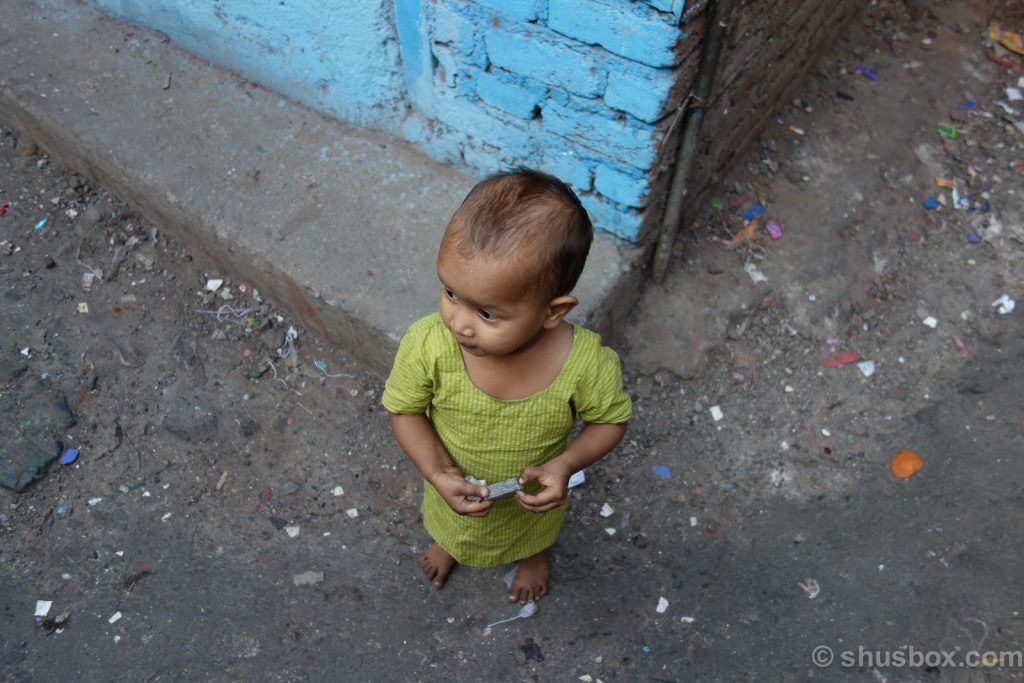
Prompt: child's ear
<box><xmin>543</xmin><ymin>295</ymin><xmax>578</xmax><ymax>328</ymax></box>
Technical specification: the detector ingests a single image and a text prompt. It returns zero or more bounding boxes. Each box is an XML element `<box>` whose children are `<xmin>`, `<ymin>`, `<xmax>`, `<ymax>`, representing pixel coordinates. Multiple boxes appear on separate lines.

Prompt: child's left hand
<box><xmin>515</xmin><ymin>461</ymin><xmax>571</xmax><ymax>512</ymax></box>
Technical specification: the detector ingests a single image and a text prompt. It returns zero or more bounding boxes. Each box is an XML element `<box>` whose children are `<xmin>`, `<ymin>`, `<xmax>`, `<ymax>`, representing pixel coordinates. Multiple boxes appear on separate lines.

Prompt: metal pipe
<box><xmin>652</xmin><ymin>0</ymin><xmax>732</xmax><ymax>283</ymax></box>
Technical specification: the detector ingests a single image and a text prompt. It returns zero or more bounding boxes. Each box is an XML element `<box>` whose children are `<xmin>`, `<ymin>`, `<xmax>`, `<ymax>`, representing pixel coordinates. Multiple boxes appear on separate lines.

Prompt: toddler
<box><xmin>382</xmin><ymin>168</ymin><xmax>631</xmax><ymax>603</ymax></box>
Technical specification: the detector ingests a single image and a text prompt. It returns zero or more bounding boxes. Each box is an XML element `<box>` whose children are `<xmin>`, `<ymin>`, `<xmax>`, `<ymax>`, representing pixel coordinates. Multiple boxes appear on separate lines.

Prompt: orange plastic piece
<box><xmin>890</xmin><ymin>450</ymin><xmax>925</xmax><ymax>479</ymax></box>
<box><xmin>935</xmin><ymin>177</ymin><xmax>955</xmax><ymax>188</ymax></box>
<box><xmin>726</xmin><ymin>218</ymin><xmax>759</xmax><ymax>246</ymax></box>
<box><xmin>988</xmin><ymin>23</ymin><xmax>1024</xmax><ymax>55</ymax></box>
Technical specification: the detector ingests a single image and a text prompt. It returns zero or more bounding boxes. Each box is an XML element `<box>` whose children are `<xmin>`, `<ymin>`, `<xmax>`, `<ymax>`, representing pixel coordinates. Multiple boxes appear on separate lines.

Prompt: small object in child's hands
<box><xmin>465</xmin><ymin>475</ymin><xmax>522</xmax><ymax>501</ymax></box>
<box><xmin>484</xmin><ymin>477</ymin><xmax>524</xmax><ymax>500</ymax></box>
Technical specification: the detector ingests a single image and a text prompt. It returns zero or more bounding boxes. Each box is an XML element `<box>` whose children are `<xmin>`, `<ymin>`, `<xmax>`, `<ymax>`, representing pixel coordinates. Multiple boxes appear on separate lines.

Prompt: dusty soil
<box><xmin>2</xmin><ymin>1</ymin><xmax>1023</xmax><ymax>681</ymax></box>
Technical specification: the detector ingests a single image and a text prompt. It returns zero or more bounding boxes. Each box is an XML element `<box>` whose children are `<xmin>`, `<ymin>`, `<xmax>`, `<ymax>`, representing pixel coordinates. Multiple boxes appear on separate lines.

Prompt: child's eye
<box><xmin>444</xmin><ymin>288</ymin><xmax>457</xmax><ymax>301</ymax></box>
<box><xmin>478</xmin><ymin>309</ymin><xmax>496</xmax><ymax>321</ymax></box>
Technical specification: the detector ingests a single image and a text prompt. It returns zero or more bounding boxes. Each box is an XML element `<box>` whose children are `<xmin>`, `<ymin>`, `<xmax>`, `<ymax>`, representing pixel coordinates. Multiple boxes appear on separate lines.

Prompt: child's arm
<box><xmin>388</xmin><ymin>412</ymin><xmax>493</xmax><ymax>517</ymax></box>
<box><xmin>515</xmin><ymin>422</ymin><xmax>628</xmax><ymax>513</ymax></box>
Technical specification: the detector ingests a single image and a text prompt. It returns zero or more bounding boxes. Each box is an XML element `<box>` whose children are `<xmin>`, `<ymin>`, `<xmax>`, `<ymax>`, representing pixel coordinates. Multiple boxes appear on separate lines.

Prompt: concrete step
<box><xmin>0</xmin><ymin>0</ymin><xmax>643</xmax><ymax>376</ymax></box>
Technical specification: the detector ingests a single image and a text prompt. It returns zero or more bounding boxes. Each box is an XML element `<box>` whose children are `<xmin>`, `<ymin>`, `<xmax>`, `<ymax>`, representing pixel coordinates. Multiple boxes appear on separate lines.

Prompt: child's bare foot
<box><xmin>420</xmin><ymin>543</ymin><xmax>457</xmax><ymax>588</ymax></box>
<box><xmin>508</xmin><ymin>549</ymin><xmax>549</xmax><ymax>603</ymax></box>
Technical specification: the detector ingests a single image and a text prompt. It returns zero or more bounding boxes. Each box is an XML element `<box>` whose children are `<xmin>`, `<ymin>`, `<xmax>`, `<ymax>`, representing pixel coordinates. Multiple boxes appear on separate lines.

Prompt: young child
<box><xmin>382</xmin><ymin>168</ymin><xmax>631</xmax><ymax>603</ymax></box>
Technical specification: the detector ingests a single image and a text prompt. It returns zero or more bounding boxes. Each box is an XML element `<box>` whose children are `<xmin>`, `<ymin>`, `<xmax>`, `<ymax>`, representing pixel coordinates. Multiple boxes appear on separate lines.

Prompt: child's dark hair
<box><xmin>444</xmin><ymin>167</ymin><xmax>593</xmax><ymax>301</ymax></box>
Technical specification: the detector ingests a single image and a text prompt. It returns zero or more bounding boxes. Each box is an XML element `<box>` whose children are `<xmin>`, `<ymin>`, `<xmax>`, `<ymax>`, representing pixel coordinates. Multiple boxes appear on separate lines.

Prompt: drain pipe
<box><xmin>652</xmin><ymin>0</ymin><xmax>732</xmax><ymax>283</ymax></box>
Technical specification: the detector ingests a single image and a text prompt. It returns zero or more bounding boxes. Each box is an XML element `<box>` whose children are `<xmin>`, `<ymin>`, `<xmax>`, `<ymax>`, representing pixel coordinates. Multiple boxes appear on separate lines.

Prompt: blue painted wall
<box><xmin>88</xmin><ymin>0</ymin><xmax>693</xmax><ymax>241</ymax></box>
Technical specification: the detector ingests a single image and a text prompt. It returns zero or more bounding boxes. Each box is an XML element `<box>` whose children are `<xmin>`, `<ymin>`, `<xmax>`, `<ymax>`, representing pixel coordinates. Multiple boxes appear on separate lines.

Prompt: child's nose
<box><xmin>452</xmin><ymin>307</ymin><xmax>474</xmax><ymax>336</ymax></box>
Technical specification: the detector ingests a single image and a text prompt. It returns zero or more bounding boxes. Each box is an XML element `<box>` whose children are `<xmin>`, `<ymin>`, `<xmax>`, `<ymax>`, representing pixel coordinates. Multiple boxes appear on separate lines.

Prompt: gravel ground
<box><xmin>2</xmin><ymin>1</ymin><xmax>1023</xmax><ymax>681</ymax></box>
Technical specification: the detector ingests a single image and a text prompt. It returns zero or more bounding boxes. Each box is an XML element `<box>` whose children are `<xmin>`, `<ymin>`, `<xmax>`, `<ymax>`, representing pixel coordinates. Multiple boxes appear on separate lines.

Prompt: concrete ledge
<box><xmin>0</xmin><ymin>0</ymin><xmax>644</xmax><ymax>377</ymax></box>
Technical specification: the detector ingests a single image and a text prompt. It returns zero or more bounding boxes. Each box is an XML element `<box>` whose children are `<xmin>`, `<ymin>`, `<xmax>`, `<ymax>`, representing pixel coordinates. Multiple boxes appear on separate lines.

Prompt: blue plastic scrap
<box><xmin>968</xmin><ymin>231</ymin><xmax>981</xmax><ymax>243</ymax></box>
<box><xmin>742</xmin><ymin>203</ymin><xmax>766</xmax><ymax>221</ymax></box>
<box><xmin>922</xmin><ymin>196</ymin><xmax>940</xmax><ymax>210</ymax></box>
<box><xmin>652</xmin><ymin>465</ymin><xmax>672</xmax><ymax>479</ymax></box>
<box><xmin>59</xmin><ymin>448</ymin><xmax>79</xmax><ymax>465</ymax></box>
<box><xmin>33</xmin><ymin>217</ymin><xmax>48</xmax><ymax>231</ymax></box>
<box><xmin>956</xmin><ymin>191</ymin><xmax>992</xmax><ymax>212</ymax></box>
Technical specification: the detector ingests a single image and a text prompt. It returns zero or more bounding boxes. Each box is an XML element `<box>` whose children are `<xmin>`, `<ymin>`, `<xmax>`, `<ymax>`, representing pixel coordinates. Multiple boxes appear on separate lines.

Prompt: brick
<box><xmin>474</xmin><ymin>0</ymin><xmax>538</xmax><ymax>22</ymax></box>
<box><xmin>433</xmin><ymin>96</ymin><xmax>537</xmax><ymax>158</ymax></box>
<box><xmin>431</xmin><ymin>44</ymin><xmax>458</xmax><ymax>88</ymax></box>
<box><xmin>540</xmin><ymin>150</ymin><xmax>594</xmax><ymax>192</ymax></box>
<box><xmin>476</xmin><ymin>70</ymin><xmax>545</xmax><ymax>120</ymax></box>
<box><xmin>604</xmin><ymin>60</ymin><xmax>674</xmax><ymax>123</ymax></box>
<box><xmin>643</xmin><ymin>0</ymin><xmax>685</xmax><ymax>20</ymax></box>
<box><xmin>595</xmin><ymin>163</ymin><xmax>647</xmax><ymax>208</ymax></box>
<box><xmin>485</xmin><ymin>29</ymin><xmax>605</xmax><ymax>97</ymax></box>
<box><xmin>580</xmin><ymin>194</ymin><xmax>644</xmax><ymax>241</ymax></box>
<box><xmin>432</xmin><ymin>3</ymin><xmax>470</xmax><ymax>44</ymax></box>
<box><xmin>548</xmin><ymin>0</ymin><xmax>680</xmax><ymax>68</ymax></box>
<box><xmin>542</xmin><ymin>96</ymin><xmax>658</xmax><ymax>170</ymax></box>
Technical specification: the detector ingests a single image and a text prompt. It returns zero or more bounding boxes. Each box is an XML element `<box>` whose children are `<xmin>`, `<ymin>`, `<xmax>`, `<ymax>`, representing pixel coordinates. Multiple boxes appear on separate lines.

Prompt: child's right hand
<box><xmin>429</xmin><ymin>467</ymin><xmax>493</xmax><ymax>517</ymax></box>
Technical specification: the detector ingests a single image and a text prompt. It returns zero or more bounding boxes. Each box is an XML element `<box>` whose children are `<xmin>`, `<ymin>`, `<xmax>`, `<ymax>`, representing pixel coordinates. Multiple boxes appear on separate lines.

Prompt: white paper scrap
<box><xmin>710</xmin><ymin>405</ymin><xmax>724</xmax><ymax>422</ymax></box>
<box><xmin>799</xmin><ymin>578</ymin><xmax>821</xmax><ymax>599</ymax></box>
<box><xmin>284</xmin><ymin>526</ymin><xmax>300</xmax><ymax>538</ymax></box>
<box><xmin>345</xmin><ymin>508</ymin><xmax>359</xmax><ymax>518</ymax></box>
<box><xmin>993</xmin><ymin>294</ymin><xmax>1015</xmax><ymax>315</ymax></box>
<box><xmin>599</xmin><ymin>502</ymin><xmax>614</xmax><ymax>518</ymax></box>
<box><xmin>744</xmin><ymin>262</ymin><xmax>769</xmax><ymax>284</ymax></box>
<box><xmin>332</xmin><ymin>485</ymin><xmax>344</xmax><ymax>496</ymax></box>
<box><xmin>35</xmin><ymin>600</ymin><xmax>52</xmax><ymax>618</ymax></box>
<box><xmin>857</xmin><ymin>360</ymin><xmax>876</xmax><ymax>378</ymax></box>
<box><xmin>108</xmin><ymin>611</ymin><xmax>122</xmax><ymax>624</ymax></box>
<box><xmin>922</xmin><ymin>316</ymin><xmax>938</xmax><ymax>328</ymax></box>
<box><xmin>656</xmin><ymin>596</ymin><xmax>670</xmax><ymax>613</ymax></box>
<box><xmin>568</xmin><ymin>470</ymin><xmax>586</xmax><ymax>488</ymax></box>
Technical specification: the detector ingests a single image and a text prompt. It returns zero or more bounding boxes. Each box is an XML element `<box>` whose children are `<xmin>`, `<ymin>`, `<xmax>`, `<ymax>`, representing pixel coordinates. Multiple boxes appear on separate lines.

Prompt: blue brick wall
<box><xmin>548</xmin><ymin>0</ymin><xmax>681</xmax><ymax>68</ymax></box>
<box><xmin>87</xmin><ymin>0</ymin><xmax>692</xmax><ymax>242</ymax></box>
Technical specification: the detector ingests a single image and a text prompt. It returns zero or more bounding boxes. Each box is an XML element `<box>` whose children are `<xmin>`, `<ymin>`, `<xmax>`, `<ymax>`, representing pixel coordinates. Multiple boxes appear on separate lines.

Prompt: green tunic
<box><xmin>382</xmin><ymin>313</ymin><xmax>631</xmax><ymax>567</ymax></box>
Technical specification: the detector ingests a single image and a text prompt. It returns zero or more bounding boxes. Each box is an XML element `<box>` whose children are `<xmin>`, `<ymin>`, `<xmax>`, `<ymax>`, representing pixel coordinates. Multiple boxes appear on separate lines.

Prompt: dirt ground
<box><xmin>2</xmin><ymin>1</ymin><xmax>1023</xmax><ymax>681</ymax></box>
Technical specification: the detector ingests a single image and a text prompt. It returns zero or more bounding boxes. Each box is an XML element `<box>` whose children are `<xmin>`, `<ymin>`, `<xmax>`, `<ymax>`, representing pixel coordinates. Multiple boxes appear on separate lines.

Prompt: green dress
<box><xmin>382</xmin><ymin>313</ymin><xmax>632</xmax><ymax>567</ymax></box>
